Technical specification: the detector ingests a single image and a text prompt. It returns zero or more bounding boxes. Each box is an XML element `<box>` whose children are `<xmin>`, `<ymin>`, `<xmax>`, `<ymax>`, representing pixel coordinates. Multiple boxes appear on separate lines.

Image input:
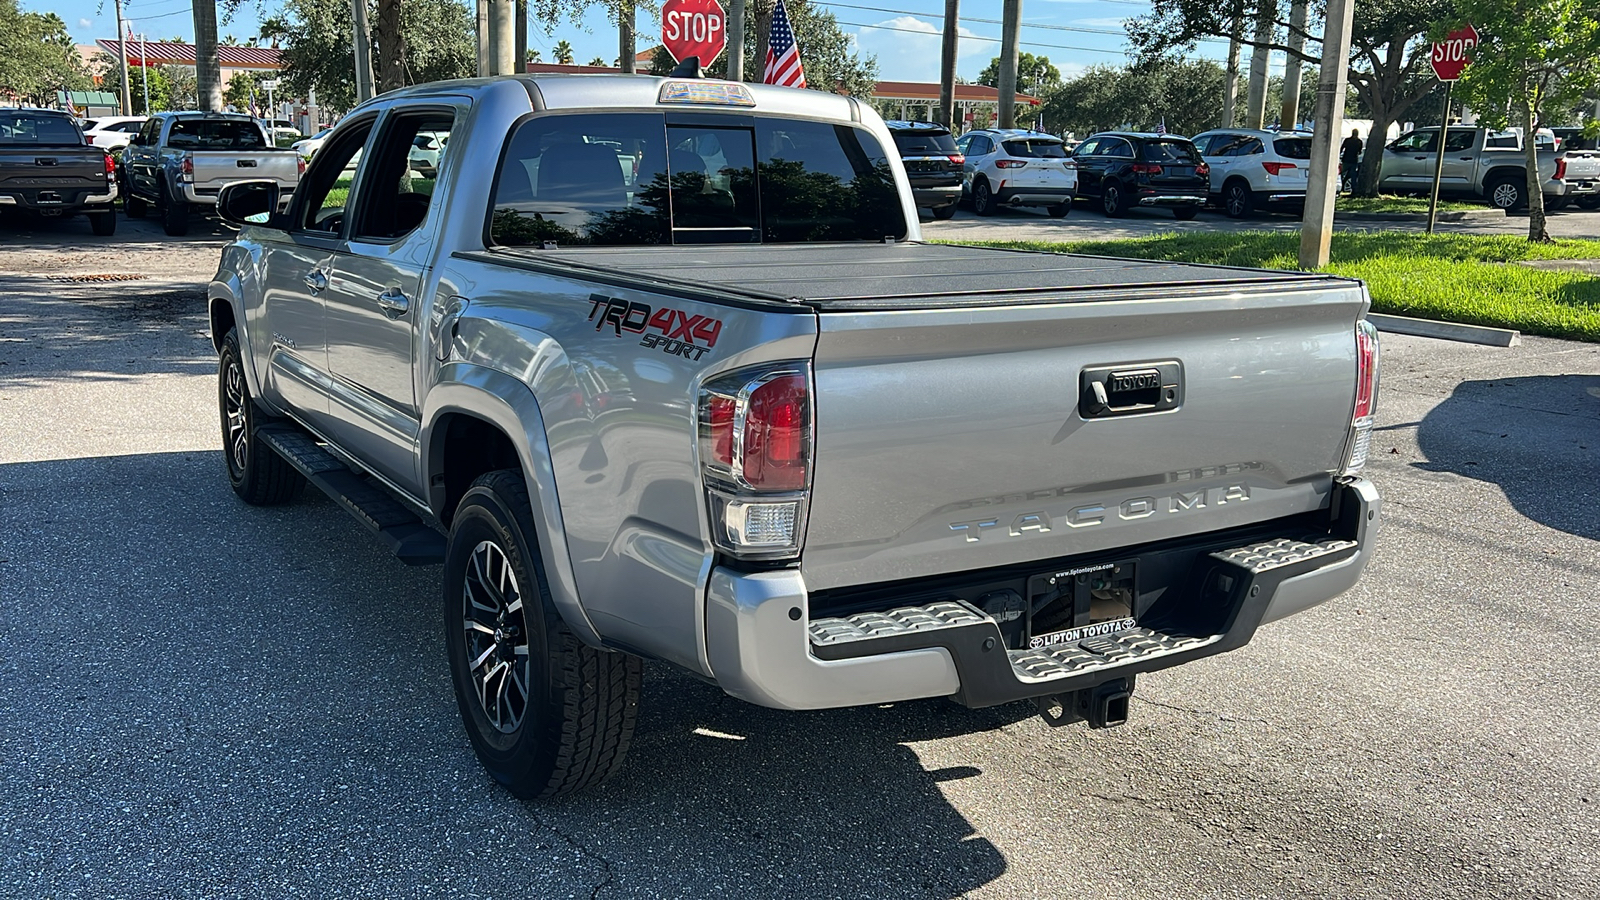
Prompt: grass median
<box><xmin>956</xmin><ymin>232</ymin><xmax>1600</xmax><ymax>342</ymax></box>
<box><xmin>1335</xmin><ymin>194</ymin><xmax>1481</xmax><ymax>214</ymax></box>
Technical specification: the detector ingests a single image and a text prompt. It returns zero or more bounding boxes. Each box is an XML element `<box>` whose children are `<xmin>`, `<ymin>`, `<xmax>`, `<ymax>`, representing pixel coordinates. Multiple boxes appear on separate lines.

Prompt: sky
<box><xmin>46</xmin><ymin>0</ymin><xmax>1262</xmax><ymax>86</ymax></box>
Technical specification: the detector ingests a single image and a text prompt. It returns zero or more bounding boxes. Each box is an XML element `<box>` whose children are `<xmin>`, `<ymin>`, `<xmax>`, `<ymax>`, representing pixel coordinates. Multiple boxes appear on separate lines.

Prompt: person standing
<box><xmin>1340</xmin><ymin>129</ymin><xmax>1364</xmax><ymax>192</ymax></box>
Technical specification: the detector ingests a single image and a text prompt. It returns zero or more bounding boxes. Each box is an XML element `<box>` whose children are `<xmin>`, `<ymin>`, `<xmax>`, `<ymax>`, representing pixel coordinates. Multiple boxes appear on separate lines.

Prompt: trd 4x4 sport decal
<box><xmin>587</xmin><ymin>293</ymin><xmax>723</xmax><ymax>361</ymax></box>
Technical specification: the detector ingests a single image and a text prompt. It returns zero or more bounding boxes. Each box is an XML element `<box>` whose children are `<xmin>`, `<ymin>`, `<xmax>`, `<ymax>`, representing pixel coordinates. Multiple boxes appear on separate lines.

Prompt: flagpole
<box><xmin>140</xmin><ymin>32</ymin><xmax>150</xmax><ymax>114</ymax></box>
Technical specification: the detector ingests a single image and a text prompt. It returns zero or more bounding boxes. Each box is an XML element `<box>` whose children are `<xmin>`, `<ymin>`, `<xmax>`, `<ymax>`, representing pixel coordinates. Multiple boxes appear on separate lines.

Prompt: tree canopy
<box><xmin>0</xmin><ymin>0</ymin><xmax>89</xmax><ymax>106</ymax></box>
<box><xmin>1043</xmin><ymin>58</ymin><xmax>1228</xmax><ymax>137</ymax></box>
<box><xmin>977</xmin><ymin>53</ymin><xmax>1063</xmax><ymax>97</ymax></box>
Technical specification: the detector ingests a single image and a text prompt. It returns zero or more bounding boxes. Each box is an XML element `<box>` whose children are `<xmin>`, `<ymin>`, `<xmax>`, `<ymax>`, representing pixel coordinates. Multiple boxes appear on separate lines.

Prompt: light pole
<box><xmin>141</xmin><ymin>33</ymin><xmax>150</xmax><ymax>114</ymax></box>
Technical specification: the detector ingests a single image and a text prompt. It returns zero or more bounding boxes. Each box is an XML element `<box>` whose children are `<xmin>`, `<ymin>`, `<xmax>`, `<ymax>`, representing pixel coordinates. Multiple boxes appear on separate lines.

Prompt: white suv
<box><xmin>1192</xmin><ymin>129</ymin><xmax>1312</xmax><ymax>217</ymax></box>
<box><xmin>954</xmin><ymin>128</ymin><xmax>1078</xmax><ymax>217</ymax></box>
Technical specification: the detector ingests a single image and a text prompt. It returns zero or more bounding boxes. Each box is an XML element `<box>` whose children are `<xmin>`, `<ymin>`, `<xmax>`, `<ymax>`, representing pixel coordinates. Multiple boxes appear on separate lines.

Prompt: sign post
<box><xmin>1426</xmin><ymin>24</ymin><xmax>1478</xmax><ymax>234</ymax></box>
<box><xmin>661</xmin><ymin>0</ymin><xmax>728</xmax><ymax>69</ymax></box>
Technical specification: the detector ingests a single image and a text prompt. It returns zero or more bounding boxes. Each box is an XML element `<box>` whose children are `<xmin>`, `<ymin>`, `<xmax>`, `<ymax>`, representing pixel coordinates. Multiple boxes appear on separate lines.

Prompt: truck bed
<box><xmin>488</xmin><ymin>241</ymin><xmax>1343</xmax><ymax>310</ymax></box>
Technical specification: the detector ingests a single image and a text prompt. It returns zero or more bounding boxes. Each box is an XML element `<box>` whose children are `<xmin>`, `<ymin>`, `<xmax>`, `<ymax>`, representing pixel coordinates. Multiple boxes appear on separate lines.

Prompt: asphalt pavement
<box><xmin>1</xmin><ymin>211</ymin><xmax>1598</xmax><ymax>899</ymax></box>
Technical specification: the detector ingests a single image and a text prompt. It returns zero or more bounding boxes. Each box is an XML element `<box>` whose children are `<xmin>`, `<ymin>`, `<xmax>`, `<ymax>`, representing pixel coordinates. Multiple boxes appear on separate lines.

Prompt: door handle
<box><xmin>377</xmin><ymin>288</ymin><xmax>410</xmax><ymax>317</ymax></box>
<box><xmin>303</xmin><ymin>269</ymin><xmax>328</xmax><ymax>293</ymax></box>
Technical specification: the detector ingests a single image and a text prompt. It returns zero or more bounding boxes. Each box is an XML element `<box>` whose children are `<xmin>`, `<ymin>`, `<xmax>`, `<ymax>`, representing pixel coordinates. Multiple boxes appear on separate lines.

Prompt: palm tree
<box><xmin>588</xmin><ymin>57</ymin><xmax>606</xmax><ymax>67</ymax></box>
<box><xmin>526</xmin><ymin>48</ymin><xmax>542</xmax><ymax>63</ymax></box>
<box><xmin>192</xmin><ymin>0</ymin><xmax>222</xmax><ymax>111</ymax></box>
<box><xmin>553</xmin><ymin>40</ymin><xmax>574</xmax><ymax>65</ymax></box>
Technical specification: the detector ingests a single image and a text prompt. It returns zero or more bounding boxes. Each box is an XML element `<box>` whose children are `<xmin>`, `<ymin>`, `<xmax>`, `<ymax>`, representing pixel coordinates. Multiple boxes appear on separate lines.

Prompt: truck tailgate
<box><xmin>190</xmin><ymin>151</ymin><xmax>300</xmax><ymax>189</ymax></box>
<box><xmin>0</xmin><ymin>149</ymin><xmax>107</xmax><ymax>204</ymax></box>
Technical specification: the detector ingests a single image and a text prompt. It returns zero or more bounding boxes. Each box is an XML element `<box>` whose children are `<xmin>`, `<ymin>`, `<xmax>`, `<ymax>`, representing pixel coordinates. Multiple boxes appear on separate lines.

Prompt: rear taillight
<box><xmin>297</xmin><ymin>156</ymin><xmax>306</xmax><ymax>176</ymax></box>
<box><xmin>1131</xmin><ymin>163</ymin><xmax>1163</xmax><ymax>174</ymax></box>
<box><xmin>1263</xmin><ymin>161</ymin><xmax>1297</xmax><ymax>176</ymax></box>
<box><xmin>995</xmin><ymin>159</ymin><xmax>1027</xmax><ymax>168</ymax></box>
<box><xmin>947</xmin><ymin>154</ymin><xmax>965</xmax><ymax>165</ymax></box>
<box><xmin>179</xmin><ymin>155</ymin><xmax>194</xmax><ymax>182</ymax></box>
<box><xmin>1341</xmin><ymin>319</ymin><xmax>1381</xmax><ymax>476</ymax></box>
<box><xmin>1554</xmin><ymin>157</ymin><xmax>1567</xmax><ymax>181</ymax></box>
<box><xmin>102</xmin><ymin>153</ymin><xmax>115</xmax><ymax>178</ymax></box>
<box><xmin>699</xmin><ymin>362</ymin><xmax>814</xmax><ymax>559</ymax></box>
<box><xmin>1196</xmin><ymin>162</ymin><xmax>1210</xmax><ymax>177</ymax></box>
<box><xmin>1063</xmin><ymin>158</ymin><xmax>1078</xmax><ymax>170</ymax></box>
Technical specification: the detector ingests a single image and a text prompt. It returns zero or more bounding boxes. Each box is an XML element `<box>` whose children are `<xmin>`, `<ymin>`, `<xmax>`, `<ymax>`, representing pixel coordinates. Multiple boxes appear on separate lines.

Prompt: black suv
<box><xmin>1070</xmin><ymin>132</ymin><xmax>1209</xmax><ymax>219</ymax></box>
<box><xmin>885</xmin><ymin>121</ymin><xmax>963</xmax><ymax>219</ymax></box>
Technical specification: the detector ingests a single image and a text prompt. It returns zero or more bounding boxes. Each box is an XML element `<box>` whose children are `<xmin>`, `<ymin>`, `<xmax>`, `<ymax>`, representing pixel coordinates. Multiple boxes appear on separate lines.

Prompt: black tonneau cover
<box><xmin>502</xmin><ymin>241</ymin><xmax>1345</xmax><ymax>310</ymax></box>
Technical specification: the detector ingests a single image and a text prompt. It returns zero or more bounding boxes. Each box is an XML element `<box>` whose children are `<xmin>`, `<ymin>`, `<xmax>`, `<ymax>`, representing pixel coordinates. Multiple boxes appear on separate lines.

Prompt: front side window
<box><xmin>1099</xmin><ymin>138</ymin><xmax>1133</xmax><ymax>157</ymax></box>
<box><xmin>1392</xmin><ymin>131</ymin><xmax>1437</xmax><ymax>153</ymax></box>
<box><xmin>1073</xmin><ymin>138</ymin><xmax>1100</xmax><ymax>157</ymax></box>
<box><xmin>294</xmin><ymin>119</ymin><xmax>374</xmax><ymax>233</ymax></box>
<box><xmin>489</xmin><ymin>113</ymin><xmax>905</xmax><ymax>247</ymax></box>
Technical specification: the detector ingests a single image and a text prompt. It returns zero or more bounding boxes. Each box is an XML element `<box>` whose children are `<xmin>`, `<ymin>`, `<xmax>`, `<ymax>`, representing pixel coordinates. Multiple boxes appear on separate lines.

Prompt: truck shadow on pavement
<box><xmin>1415</xmin><ymin>374</ymin><xmax>1600</xmax><ymax>540</ymax></box>
<box><xmin>0</xmin><ymin>287</ymin><xmax>215</xmax><ymax>384</ymax></box>
<box><xmin>0</xmin><ymin>450</ymin><xmax>1011</xmax><ymax>898</ymax></box>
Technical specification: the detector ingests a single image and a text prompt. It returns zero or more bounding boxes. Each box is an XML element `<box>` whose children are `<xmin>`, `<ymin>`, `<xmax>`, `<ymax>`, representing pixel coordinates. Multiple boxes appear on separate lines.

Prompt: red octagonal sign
<box><xmin>662</xmin><ymin>0</ymin><xmax>728</xmax><ymax>67</ymax></box>
<box><xmin>1431</xmin><ymin>24</ymin><xmax>1479</xmax><ymax>82</ymax></box>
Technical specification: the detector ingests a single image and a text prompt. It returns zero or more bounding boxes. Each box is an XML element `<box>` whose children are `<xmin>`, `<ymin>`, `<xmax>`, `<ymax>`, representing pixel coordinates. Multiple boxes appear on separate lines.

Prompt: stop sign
<box><xmin>1431</xmin><ymin>24</ymin><xmax>1479</xmax><ymax>81</ymax></box>
<box><xmin>661</xmin><ymin>0</ymin><xmax>727</xmax><ymax>66</ymax></box>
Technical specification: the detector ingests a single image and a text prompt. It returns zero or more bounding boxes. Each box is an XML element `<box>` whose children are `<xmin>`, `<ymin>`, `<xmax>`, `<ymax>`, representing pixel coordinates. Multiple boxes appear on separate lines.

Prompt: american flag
<box><xmin>764</xmin><ymin>0</ymin><xmax>807</xmax><ymax>89</ymax></box>
<box><xmin>1155</xmin><ymin>117</ymin><xmax>1167</xmax><ymax>135</ymax></box>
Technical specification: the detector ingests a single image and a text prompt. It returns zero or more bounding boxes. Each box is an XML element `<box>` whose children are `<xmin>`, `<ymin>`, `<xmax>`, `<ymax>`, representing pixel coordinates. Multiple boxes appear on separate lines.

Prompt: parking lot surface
<box><xmin>2</xmin><ymin>216</ymin><xmax>1597</xmax><ymax>899</ymax></box>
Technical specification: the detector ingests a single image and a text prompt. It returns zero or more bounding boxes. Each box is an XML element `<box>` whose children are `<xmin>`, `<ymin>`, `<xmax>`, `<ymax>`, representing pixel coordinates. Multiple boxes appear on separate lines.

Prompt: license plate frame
<box><xmin>1024</xmin><ymin>558</ymin><xmax>1138</xmax><ymax>651</ymax></box>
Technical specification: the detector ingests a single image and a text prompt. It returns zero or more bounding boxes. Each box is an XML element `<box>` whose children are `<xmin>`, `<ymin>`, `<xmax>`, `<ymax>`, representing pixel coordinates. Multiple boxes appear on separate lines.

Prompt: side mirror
<box><xmin>217</xmin><ymin>180</ymin><xmax>283</xmax><ymax>228</ymax></box>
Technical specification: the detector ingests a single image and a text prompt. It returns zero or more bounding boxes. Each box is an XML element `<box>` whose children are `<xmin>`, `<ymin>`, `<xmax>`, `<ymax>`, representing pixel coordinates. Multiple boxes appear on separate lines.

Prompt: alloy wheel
<box><xmin>223</xmin><ymin>359</ymin><xmax>248</xmax><ymax>474</ymax></box>
<box><xmin>1227</xmin><ymin>186</ymin><xmax>1248</xmax><ymax>217</ymax></box>
<box><xmin>1491</xmin><ymin>182</ymin><xmax>1519</xmax><ymax>209</ymax></box>
<box><xmin>462</xmin><ymin>540</ymin><xmax>531</xmax><ymax>734</ymax></box>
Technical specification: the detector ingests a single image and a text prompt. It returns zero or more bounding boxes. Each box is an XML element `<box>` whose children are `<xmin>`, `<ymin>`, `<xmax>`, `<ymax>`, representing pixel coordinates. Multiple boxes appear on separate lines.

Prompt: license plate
<box><xmin>1029</xmin><ymin>616</ymin><xmax>1137</xmax><ymax>650</ymax></box>
<box><xmin>1024</xmin><ymin>559</ymin><xmax>1138</xmax><ymax>649</ymax></box>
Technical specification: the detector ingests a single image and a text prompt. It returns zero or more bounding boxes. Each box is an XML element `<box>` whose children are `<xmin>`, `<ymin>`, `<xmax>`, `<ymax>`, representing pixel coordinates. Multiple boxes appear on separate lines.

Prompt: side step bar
<box><xmin>257</xmin><ymin>422</ymin><xmax>446</xmax><ymax>566</ymax></box>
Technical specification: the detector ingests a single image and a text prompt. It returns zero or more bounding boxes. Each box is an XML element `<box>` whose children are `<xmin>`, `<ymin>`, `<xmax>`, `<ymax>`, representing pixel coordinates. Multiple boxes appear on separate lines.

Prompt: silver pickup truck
<box><xmin>207</xmin><ymin>74</ymin><xmax>1382</xmax><ymax>800</ymax></box>
<box><xmin>122</xmin><ymin>111</ymin><xmax>302</xmax><ymax>236</ymax></box>
<box><xmin>1378</xmin><ymin>125</ymin><xmax>1600</xmax><ymax>210</ymax></box>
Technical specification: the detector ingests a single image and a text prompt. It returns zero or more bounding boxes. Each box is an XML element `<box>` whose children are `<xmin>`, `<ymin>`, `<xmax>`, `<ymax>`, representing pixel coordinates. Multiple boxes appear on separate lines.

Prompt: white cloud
<box><xmin>78</xmin><ymin>18</ymin><xmax>93</xmax><ymax>29</ymax></box>
<box><xmin>1072</xmin><ymin>17</ymin><xmax>1130</xmax><ymax>28</ymax></box>
<box><xmin>853</xmin><ymin>16</ymin><xmax>991</xmax><ymax>83</ymax></box>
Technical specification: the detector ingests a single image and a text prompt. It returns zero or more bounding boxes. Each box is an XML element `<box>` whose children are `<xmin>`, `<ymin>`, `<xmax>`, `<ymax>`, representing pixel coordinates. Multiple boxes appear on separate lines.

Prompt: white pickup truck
<box><xmin>122</xmin><ymin>111</ymin><xmax>302</xmax><ymax>236</ymax></box>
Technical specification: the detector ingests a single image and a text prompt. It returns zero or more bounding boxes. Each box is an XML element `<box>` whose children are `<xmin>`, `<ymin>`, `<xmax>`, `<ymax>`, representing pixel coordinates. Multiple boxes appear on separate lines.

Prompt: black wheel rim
<box><xmin>462</xmin><ymin>540</ymin><xmax>530</xmax><ymax>734</ymax></box>
<box><xmin>976</xmin><ymin>183</ymin><xmax>989</xmax><ymax>209</ymax></box>
<box><xmin>1227</xmin><ymin>186</ymin><xmax>1246</xmax><ymax>216</ymax></box>
<box><xmin>223</xmin><ymin>358</ymin><xmax>248</xmax><ymax>474</ymax></box>
<box><xmin>1104</xmin><ymin>187</ymin><xmax>1118</xmax><ymax>213</ymax></box>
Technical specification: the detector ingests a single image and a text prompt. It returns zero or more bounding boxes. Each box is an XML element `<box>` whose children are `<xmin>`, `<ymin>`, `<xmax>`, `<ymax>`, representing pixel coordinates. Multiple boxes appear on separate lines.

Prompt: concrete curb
<box><xmin>1367</xmin><ymin>312</ymin><xmax>1520</xmax><ymax>347</ymax></box>
<box><xmin>1335</xmin><ymin>209</ymin><xmax>1505</xmax><ymax>223</ymax></box>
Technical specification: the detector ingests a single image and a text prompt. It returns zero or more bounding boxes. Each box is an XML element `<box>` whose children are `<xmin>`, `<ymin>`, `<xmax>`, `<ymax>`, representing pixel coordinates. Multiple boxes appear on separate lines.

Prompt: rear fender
<box><xmin>421</xmin><ymin>361</ymin><xmax>603</xmax><ymax>648</ymax></box>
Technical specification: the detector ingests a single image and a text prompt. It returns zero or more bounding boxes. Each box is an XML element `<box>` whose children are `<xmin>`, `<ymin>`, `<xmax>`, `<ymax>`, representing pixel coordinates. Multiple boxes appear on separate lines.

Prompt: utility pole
<box><xmin>1298</xmin><ymin>0</ymin><xmax>1355</xmax><ymax>269</ymax></box>
<box><xmin>1222</xmin><ymin>14</ymin><xmax>1241</xmax><ymax>128</ymax></box>
<box><xmin>1280</xmin><ymin>0</ymin><xmax>1307</xmax><ymax>128</ymax></box>
<box><xmin>490</xmin><ymin>0</ymin><xmax>515</xmax><ymax>75</ymax></box>
<box><xmin>726</xmin><ymin>0</ymin><xmax>745</xmax><ymax>80</ymax></box>
<box><xmin>997</xmin><ymin>0</ymin><xmax>1021</xmax><ymax>129</ymax></box>
<box><xmin>938</xmin><ymin>0</ymin><xmax>959</xmax><ymax>130</ymax></box>
<box><xmin>516</xmin><ymin>0</ymin><xmax>528</xmax><ymax>73</ymax></box>
<box><xmin>1243</xmin><ymin>0</ymin><xmax>1272</xmax><ymax>130</ymax></box>
<box><xmin>113</xmin><ymin>0</ymin><xmax>132</xmax><ymax>115</ymax></box>
<box><xmin>614</xmin><ymin>0</ymin><xmax>633</xmax><ymax>73</ymax></box>
<box><xmin>476</xmin><ymin>0</ymin><xmax>489</xmax><ymax>77</ymax></box>
<box><xmin>141</xmin><ymin>33</ymin><xmax>150</xmax><ymax>114</ymax></box>
<box><xmin>352</xmin><ymin>0</ymin><xmax>375</xmax><ymax>102</ymax></box>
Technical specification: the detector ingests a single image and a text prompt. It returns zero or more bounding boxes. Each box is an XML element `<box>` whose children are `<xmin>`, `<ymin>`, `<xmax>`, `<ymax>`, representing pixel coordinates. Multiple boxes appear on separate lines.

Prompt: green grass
<box><xmin>956</xmin><ymin>232</ymin><xmax>1600</xmax><ymax>342</ymax></box>
<box><xmin>320</xmin><ymin>174</ymin><xmax>434</xmax><ymax>209</ymax></box>
<box><xmin>1335</xmin><ymin>194</ymin><xmax>1481</xmax><ymax>214</ymax></box>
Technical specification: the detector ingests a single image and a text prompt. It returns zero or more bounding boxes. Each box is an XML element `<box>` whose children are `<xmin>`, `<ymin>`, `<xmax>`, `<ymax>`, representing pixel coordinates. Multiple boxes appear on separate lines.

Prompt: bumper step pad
<box><xmin>805</xmin><ymin>532</ymin><xmax>1362</xmax><ymax>707</ymax></box>
<box><xmin>257</xmin><ymin>422</ymin><xmax>446</xmax><ymax>566</ymax></box>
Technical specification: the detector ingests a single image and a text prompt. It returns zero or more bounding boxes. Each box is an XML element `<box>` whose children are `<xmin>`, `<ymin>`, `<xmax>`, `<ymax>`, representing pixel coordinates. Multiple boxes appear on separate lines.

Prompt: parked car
<box><xmin>0</xmin><ymin>108</ymin><xmax>119</xmax><ymax>235</ymax></box>
<box><xmin>81</xmin><ymin>115</ymin><xmax>149</xmax><ymax>152</ymax></box>
<box><xmin>122</xmin><ymin>111</ymin><xmax>302</xmax><ymax>236</ymax></box>
<box><xmin>1550</xmin><ymin>126</ymin><xmax>1600</xmax><ymax>210</ymax></box>
<box><xmin>291</xmin><ymin>128</ymin><xmax>334</xmax><ymax>160</ymax></box>
<box><xmin>885</xmin><ymin>120</ymin><xmax>963</xmax><ymax>219</ymax></box>
<box><xmin>1070</xmin><ymin>132</ymin><xmax>1209</xmax><ymax>219</ymax></box>
<box><xmin>954</xmin><ymin>128</ymin><xmax>1077</xmax><ymax>217</ymax></box>
<box><xmin>1192</xmin><ymin>128</ymin><xmax>1311</xmax><ymax>218</ymax></box>
<box><xmin>1377</xmin><ymin>126</ymin><xmax>1600</xmax><ymax>211</ymax></box>
<box><xmin>407</xmin><ymin>130</ymin><xmax>449</xmax><ymax>178</ymax></box>
<box><xmin>209</xmin><ymin>74</ymin><xmax>1381</xmax><ymax>799</ymax></box>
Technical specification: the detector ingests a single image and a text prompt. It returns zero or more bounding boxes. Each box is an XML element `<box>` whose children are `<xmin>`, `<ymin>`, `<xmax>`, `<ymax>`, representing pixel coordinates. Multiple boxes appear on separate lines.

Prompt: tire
<box><xmin>931</xmin><ymin>203</ymin><xmax>958</xmax><ymax>220</ymax></box>
<box><xmin>1223</xmin><ymin>180</ymin><xmax>1254</xmax><ymax>218</ymax></box>
<box><xmin>161</xmin><ymin>184</ymin><xmax>190</xmax><ymax>236</ymax></box>
<box><xmin>1547</xmin><ymin>195</ymin><xmax>1571</xmax><ymax>211</ymax></box>
<box><xmin>124</xmin><ymin>191</ymin><xmax>146</xmax><ymax>219</ymax></box>
<box><xmin>1173</xmin><ymin>207</ymin><xmax>1199</xmax><ymax>221</ymax></box>
<box><xmin>445</xmin><ymin>470</ymin><xmax>642</xmax><ymax>800</ymax></box>
<box><xmin>1046</xmin><ymin>203</ymin><xmax>1071</xmax><ymax>218</ymax></box>
<box><xmin>1102</xmin><ymin>182</ymin><xmax>1128</xmax><ymax>217</ymax></box>
<box><xmin>1487</xmin><ymin>178</ymin><xmax>1526</xmax><ymax>211</ymax></box>
<box><xmin>89</xmin><ymin>210</ymin><xmax>116</xmax><ymax>236</ymax></box>
<box><xmin>973</xmin><ymin>179</ymin><xmax>996</xmax><ymax>216</ymax></box>
<box><xmin>1577</xmin><ymin>195</ymin><xmax>1600</xmax><ymax>211</ymax></box>
<box><xmin>218</xmin><ymin>329</ymin><xmax>304</xmax><ymax>506</ymax></box>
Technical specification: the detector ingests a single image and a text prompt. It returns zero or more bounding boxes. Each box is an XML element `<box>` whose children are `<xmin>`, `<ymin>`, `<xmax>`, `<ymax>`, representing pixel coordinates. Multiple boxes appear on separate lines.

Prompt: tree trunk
<box><xmin>1221</xmin><ymin>15</ymin><xmax>1241</xmax><ymax>127</ymax></box>
<box><xmin>375</xmin><ymin>0</ymin><xmax>406</xmax><ymax>93</ymax></box>
<box><xmin>192</xmin><ymin>0</ymin><xmax>223</xmax><ymax>112</ymax></box>
<box><xmin>1357</xmin><ymin>103</ymin><xmax>1394</xmax><ymax>197</ymax></box>
<box><xmin>618</xmin><ymin>1</ymin><xmax>635</xmax><ymax>73</ymax></box>
<box><xmin>1524</xmin><ymin>91</ymin><xmax>1550</xmax><ymax>243</ymax></box>
<box><xmin>753</xmin><ymin>0</ymin><xmax>774</xmax><ymax>82</ymax></box>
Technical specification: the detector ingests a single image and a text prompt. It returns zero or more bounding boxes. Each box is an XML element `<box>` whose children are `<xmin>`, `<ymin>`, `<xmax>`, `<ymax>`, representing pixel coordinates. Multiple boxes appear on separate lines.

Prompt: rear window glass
<box><xmin>1142</xmin><ymin>140</ymin><xmax>1199</xmax><ymax>163</ymax></box>
<box><xmin>1001</xmin><ymin>138</ymin><xmax>1066</xmax><ymax>158</ymax></box>
<box><xmin>167</xmin><ymin>119</ymin><xmax>267</xmax><ymax>150</ymax></box>
<box><xmin>892</xmin><ymin>130</ymin><xmax>958</xmax><ymax>155</ymax></box>
<box><xmin>1273</xmin><ymin>138</ymin><xmax>1312</xmax><ymax>159</ymax></box>
<box><xmin>489</xmin><ymin>112</ymin><xmax>905</xmax><ymax>247</ymax></box>
<box><xmin>0</xmin><ymin>114</ymin><xmax>83</xmax><ymax>146</ymax></box>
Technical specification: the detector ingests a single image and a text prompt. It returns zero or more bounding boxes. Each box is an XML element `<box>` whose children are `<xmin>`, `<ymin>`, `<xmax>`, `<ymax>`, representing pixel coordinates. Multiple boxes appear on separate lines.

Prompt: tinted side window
<box><xmin>757</xmin><ymin>118</ymin><xmax>905</xmax><ymax>243</ymax></box>
<box><xmin>1074</xmin><ymin>138</ymin><xmax>1100</xmax><ymax>157</ymax></box>
<box><xmin>1099</xmin><ymin>138</ymin><xmax>1133</xmax><ymax>157</ymax></box>
<box><xmin>1392</xmin><ymin>132</ymin><xmax>1436</xmax><ymax>153</ymax></box>
<box><xmin>1443</xmin><ymin>129</ymin><xmax>1476</xmax><ymax>152</ymax></box>
<box><xmin>1273</xmin><ymin>137</ymin><xmax>1312</xmax><ymax>159</ymax></box>
<box><xmin>351</xmin><ymin>111</ymin><xmax>456</xmax><ymax>242</ymax></box>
